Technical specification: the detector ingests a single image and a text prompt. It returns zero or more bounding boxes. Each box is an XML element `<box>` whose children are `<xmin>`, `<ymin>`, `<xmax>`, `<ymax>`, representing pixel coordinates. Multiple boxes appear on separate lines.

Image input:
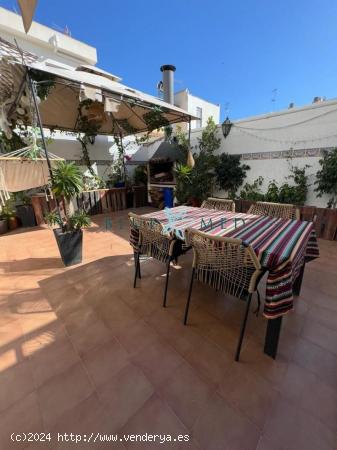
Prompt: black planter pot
<box><xmin>53</xmin><ymin>228</ymin><xmax>83</xmax><ymax>267</ymax></box>
<box><xmin>126</xmin><ymin>191</ymin><xmax>134</xmax><ymax>208</ymax></box>
<box><xmin>15</xmin><ymin>205</ymin><xmax>36</xmax><ymax>227</ymax></box>
<box><xmin>0</xmin><ymin>219</ymin><xmax>8</xmax><ymax>235</ymax></box>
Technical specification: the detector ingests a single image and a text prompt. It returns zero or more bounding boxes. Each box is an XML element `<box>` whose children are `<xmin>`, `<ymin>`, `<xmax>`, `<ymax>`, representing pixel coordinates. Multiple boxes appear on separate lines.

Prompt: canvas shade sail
<box><xmin>0</xmin><ymin>37</ymin><xmax>197</xmax><ymax>137</ymax></box>
<box><xmin>17</xmin><ymin>0</ymin><xmax>38</xmax><ymax>33</ymax></box>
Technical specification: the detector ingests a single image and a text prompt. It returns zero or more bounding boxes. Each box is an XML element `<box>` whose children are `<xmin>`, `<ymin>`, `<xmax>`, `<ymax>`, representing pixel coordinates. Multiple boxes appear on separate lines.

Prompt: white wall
<box><xmin>189</xmin><ymin>100</ymin><xmax>337</xmax><ymax>207</ymax></box>
<box><xmin>174</xmin><ymin>89</ymin><xmax>220</xmax><ymax>130</ymax></box>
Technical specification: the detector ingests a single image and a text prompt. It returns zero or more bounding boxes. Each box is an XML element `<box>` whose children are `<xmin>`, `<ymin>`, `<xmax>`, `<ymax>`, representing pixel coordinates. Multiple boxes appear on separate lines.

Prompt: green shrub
<box><xmin>315</xmin><ymin>148</ymin><xmax>337</xmax><ymax>208</ymax></box>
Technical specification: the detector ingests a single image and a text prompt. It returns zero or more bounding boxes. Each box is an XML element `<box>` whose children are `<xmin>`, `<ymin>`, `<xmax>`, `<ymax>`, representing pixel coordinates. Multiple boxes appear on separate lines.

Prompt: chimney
<box><xmin>160</xmin><ymin>65</ymin><xmax>176</xmax><ymax>104</ymax></box>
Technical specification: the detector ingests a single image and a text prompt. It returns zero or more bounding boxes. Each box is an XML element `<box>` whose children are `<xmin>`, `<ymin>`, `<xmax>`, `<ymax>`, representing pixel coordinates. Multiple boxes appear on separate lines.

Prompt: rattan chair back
<box><xmin>247</xmin><ymin>201</ymin><xmax>300</xmax><ymax>220</ymax></box>
<box><xmin>201</xmin><ymin>197</ymin><xmax>235</xmax><ymax>212</ymax></box>
<box><xmin>185</xmin><ymin>228</ymin><xmax>262</xmax><ymax>298</ymax></box>
<box><xmin>128</xmin><ymin>212</ymin><xmax>173</xmax><ymax>263</ymax></box>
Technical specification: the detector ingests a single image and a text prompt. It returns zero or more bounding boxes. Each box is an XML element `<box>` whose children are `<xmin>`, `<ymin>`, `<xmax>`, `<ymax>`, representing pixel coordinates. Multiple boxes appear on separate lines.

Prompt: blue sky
<box><xmin>1</xmin><ymin>0</ymin><xmax>337</xmax><ymax>120</ymax></box>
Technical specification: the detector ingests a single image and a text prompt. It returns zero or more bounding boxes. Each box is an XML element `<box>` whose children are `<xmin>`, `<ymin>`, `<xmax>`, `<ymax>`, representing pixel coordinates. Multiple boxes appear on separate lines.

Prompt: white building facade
<box><xmin>174</xmin><ymin>89</ymin><xmax>220</xmax><ymax>130</ymax></box>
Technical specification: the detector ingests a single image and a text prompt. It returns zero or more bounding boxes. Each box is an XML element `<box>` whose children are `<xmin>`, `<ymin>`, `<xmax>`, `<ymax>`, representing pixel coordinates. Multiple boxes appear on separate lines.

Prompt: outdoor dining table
<box><xmin>142</xmin><ymin>205</ymin><xmax>320</xmax><ymax>359</ymax></box>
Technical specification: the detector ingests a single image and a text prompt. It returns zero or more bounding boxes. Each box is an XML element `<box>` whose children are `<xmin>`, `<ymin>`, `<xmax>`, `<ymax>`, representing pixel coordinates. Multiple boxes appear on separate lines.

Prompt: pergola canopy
<box><xmin>0</xmin><ymin>37</ymin><xmax>196</xmax><ymax>137</ymax></box>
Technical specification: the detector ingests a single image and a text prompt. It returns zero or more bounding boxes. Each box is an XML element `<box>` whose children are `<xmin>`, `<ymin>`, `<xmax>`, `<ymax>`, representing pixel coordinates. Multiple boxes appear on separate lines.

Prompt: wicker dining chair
<box><xmin>184</xmin><ymin>228</ymin><xmax>263</xmax><ymax>361</ymax></box>
<box><xmin>128</xmin><ymin>212</ymin><xmax>183</xmax><ymax>307</ymax></box>
<box><xmin>201</xmin><ymin>197</ymin><xmax>235</xmax><ymax>212</ymax></box>
<box><xmin>247</xmin><ymin>201</ymin><xmax>300</xmax><ymax>220</ymax></box>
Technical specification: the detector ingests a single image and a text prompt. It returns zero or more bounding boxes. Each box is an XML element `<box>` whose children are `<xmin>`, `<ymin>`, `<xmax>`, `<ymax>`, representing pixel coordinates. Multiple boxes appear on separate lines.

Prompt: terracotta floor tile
<box><xmin>0</xmin><ymin>392</ymin><xmax>43</xmax><ymax>450</ymax></box>
<box><xmin>49</xmin><ymin>394</ymin><xmax>127</xmax><ymax>450</ymax></box>
<box><xmin>0</xmin><ymin>210</ymin><xmax>336</xmax><ymax>449</ymax></box>
<box><xmin>159</xmin><ymin>362</ymin><xmax>214</xmax><ymax>429</ymax></box>
<box><xmin>301</xmin><ymin>320</ymin><xmax>337</xmax><ymax>356</ymax></box>
<box><xmin>60</xmin><ymin>305</ymin><xmax>98</xmax><ymax>336</ymax></box>
<box><xmin>21</xmin><ymin>320</ymin><xmax>68</xmax><ymax>358</ymax></box>
<box><xmin>263</xmin><ymin>397</ymin><xmax>336</xmax><ymax>450</ymax></box>
<box><xmin>144</xmin><ymin>308</ymin><xmax>205</xmax><ymax>357</ymax></box>
<box><xmin>184</xmin><ymin>338</ymin><xmax>232</xmax><ymax>385</ymax></box>
<box><xmin>82</xmin><ymin>338</ymin><xmax>130</xmax><ymax>388</ymax></box>
<box><xmin>193</xmin><ymin>392</ymin><xmax>260</xmax><ymax>450</ymax></box>
<box><xmin>279</xmin><ymin>362</ymin><xmax>337</xmax><ymax>432</ymax></box>
<box><xmin>292</xmin><ymin>337</ymin><xmax>337</xmax><ymax>389</ymax></box>
<box><xmin>30</xmin><ymin>337</ymin><xmax>80</xmax><ymax>387</ymax></box>
<box><xmin>69</xmin><ymin>319</ymin><xmax>112</xmax><ymax>356</ymax></box>
<box><xmin>97</xmin><ymin>363</ymin><xmax>154</xmax><ymax>432</ymax></box>
<box><xmin>307</xmin><ymin>304</ymin><xmax>337</xmax><ymax>332</ymax></box>
<box><xmin>37</xmin><ymin>362</ymin><xmax>94</xmax><ymax>428</ymax></box>
<box><xmin>131</xmin><ymin>340</ymin><xmax>185</xmax><ymax>387</ymax></box>
<box><xmin>96</xmin><ymin>297</ymin><xmax>139</xmax><ymax>335</ymax></box>
<box><xmin>217</xmin><ymin>362</ymin><xmax>279</xmax><ymax>429</ymax></box>
<box><xmin>116</xmin><ymin>320</ymin><xmax>159</xmax><ymax>356</ymax></box>
<box><xmin>120</xmin><ymin>394</ymin><xmax>189</xmax><ymax>449</ymax></box>
<box><xmin>0</xmin><ymin>359</ymin><xmax>34</xmax><ymax>414</ymax></box>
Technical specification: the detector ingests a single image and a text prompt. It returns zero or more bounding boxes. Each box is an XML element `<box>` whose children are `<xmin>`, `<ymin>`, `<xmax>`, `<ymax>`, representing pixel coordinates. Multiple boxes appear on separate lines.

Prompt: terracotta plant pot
<box><xmin>8</xmin><ymin>217</ymin><xmax>19</xmax><ymax>230</ymax></box>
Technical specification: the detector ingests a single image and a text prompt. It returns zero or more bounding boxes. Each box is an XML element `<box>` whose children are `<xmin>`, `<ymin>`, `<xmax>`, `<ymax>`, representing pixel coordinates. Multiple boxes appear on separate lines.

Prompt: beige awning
<box><xmin>17</xmin><ymin>0</ymin><xmax>38</xmax><ymax>33</ymax></box>
<box><xmin>0</xmin><ymin>37</ymin><xmax>197</xmax><ymax>137</ymax></box>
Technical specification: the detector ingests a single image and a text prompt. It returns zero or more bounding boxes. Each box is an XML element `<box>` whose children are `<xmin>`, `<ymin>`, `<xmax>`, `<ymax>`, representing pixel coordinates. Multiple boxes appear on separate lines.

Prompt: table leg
<box><xmin>293</xmin><ymin>261</ymin><xmax>306</xmax><ymax>296</ymax></box>
<box><xmin>264</xmin><ymin>316</ymin><xmax>283</xmax><ymax>359</ymax></box>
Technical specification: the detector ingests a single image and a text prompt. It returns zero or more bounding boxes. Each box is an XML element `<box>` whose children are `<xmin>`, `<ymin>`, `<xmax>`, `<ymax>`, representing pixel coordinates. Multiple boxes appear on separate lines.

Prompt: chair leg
<box><xmin>162</xmin><ymin>259</ymin><xmax>171</xmax><ymax>307</ymax></box>
<box><xmin>184</xmin><ymin>268</ymin><xmax>195</xmax><ymax>325</ymax></box>
<box><xmin>235</xmin><ymin>293</ymin><xmax>252</xmax><ymax>362</ymax></box>
<box><xmin>253</xmin><ymin>289</ymin><xmax>261</xmax><ymax>316</ymax></box>
<box><xmin>137</xmin><ymin>256</ymin><xmax>141</xmax><ymax>279</ymax></box>
<box><xmin>133</xmin><ymin>252</ymin><xmax>140</xmax><ymax>288</ymax></box>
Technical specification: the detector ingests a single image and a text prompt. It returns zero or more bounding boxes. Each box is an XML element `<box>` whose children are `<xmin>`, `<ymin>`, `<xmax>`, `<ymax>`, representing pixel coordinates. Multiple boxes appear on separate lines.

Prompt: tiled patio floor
<box><xmin>0</xmin><ymin>208</ymin><xmax>336</xmax><ymax>450</ymax></box>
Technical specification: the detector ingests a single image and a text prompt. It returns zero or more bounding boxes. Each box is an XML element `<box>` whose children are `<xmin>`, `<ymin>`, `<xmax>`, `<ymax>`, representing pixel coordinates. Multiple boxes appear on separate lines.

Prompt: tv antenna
<box><xmin>271</xmin><ymin>88</ymin><xmax>278</xmax><ymax>109</ymax></box>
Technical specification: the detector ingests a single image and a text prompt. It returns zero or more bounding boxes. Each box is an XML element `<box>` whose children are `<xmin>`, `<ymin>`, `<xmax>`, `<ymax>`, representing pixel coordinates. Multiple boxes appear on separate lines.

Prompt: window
<box><xmin>196</xmin><ymin>107</ymin><xmax>202</xmax><ymax>128</ymax></box>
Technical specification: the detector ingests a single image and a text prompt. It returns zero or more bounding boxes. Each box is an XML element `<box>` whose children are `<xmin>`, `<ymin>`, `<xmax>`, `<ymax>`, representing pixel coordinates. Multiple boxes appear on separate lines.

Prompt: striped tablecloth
<box><xmin>141</xmin><ymin>206</ymin><xmax>320</xmax><ymax>318</ymax></box>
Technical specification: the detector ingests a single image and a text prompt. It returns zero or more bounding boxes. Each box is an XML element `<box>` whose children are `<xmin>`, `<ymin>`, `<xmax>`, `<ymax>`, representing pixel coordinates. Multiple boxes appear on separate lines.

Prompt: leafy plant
<box><xmin>186</xmin><ymin>117</ymin><xmax>220</xmax><ymax>202</ymax></box>
<box><xmin>143</xmin><ymin>107</ymin><xmax>170</xmax><ymax>132</ymax></box>
<box><xmin>265</xmin><ymin>180</ymin><xmax>279</xmax><ymax>202</ymax></box>
<box><xmin>315</xmin><ymin>148</ymin><xmax>337</xmax><ymax>208</ymax></box>
<box><xmin>240</xmin><ymin>177</ymin><xmax>265</xmax><ymax>201</ymax></box>
<box><xmin>30</xmin><ymin>69</ymin><xmax>56</xmax><ymax>101</ymax></box>
<box><xmin>69</xmin><ymin>210</ymin><xmax>91</xmax><ymax>230</ymax></box>
<box><xmin>240</xmin><ymin>164</ymin><xmax>310</xmax><ymax>205</ymax></box>
<box><xmin>51</xmin><ymin>161</ymin><xmax>89</xmax><ymax>231</ymax></box>
<box><xmin>215</xmin><ymin>154</ymin><xmax>250</xmax><ymax>198</ymax></box>
<box><xmin>173</xmin><ymin>125</ymin><xmax>189</xmax><ymax>163</ymax></box>
<box><xmin>0</xmin><ymin>197</ymin><xmax>16</xmax><ymax>221</ymax></box>
<box><xmin>174</xmin><ymin>164</ymin><xmax>193</xmax><ymax>204</ymax></box>
<box><xmin>133</xmin><ymin>165</ymin><xmax>148</xmax><ymax>186</ymax></box>
<box><xmin>44</xmin><ymin>211</ymin><xmax>63</xmax><ymax>228</ymax></box>
<box><xmin>52</xmin><ymin>161</ymin><xmax>84</xmax><ymax>201</ymax></box>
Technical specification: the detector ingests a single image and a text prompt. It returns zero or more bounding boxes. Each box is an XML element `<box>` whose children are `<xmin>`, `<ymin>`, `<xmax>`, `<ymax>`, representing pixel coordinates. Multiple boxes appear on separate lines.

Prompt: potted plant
<box><xmin>14</xmin><ymin>192</ymin><xmax>36</xmax><ymax>227</ymax></box>
<box><xmin>45</xmin><ymin>161</ymin><xmax>91</xmax><ymax>266</ymax></box>
<box><xmin>1</xmin><ymin>198</ymin><xmax>19</xmax><ymax>231</ymax></box>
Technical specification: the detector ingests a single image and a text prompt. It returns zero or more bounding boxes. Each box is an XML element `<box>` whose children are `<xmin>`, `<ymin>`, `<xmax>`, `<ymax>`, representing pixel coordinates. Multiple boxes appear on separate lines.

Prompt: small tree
<box><xmin>315</xmin><ymin>148</ymin><xmax>337</xmax><ymax>208</ymax></box>
<box><xmin>188</xmin><ymin>117</ymin><xmax>220</xmax><ymax>201</ymax></box>
<box><xmin>215</xmin><ymin>154</ymin><xmax>250</xmax><ymax>198</ymax></box>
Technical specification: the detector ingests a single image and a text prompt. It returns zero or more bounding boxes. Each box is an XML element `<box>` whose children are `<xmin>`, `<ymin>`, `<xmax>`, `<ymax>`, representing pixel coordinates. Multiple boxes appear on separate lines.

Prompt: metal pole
<box><xmin>188</xmin><ymin>117</ymin><xmax>191</xmax><ymax>145</ymax></box>
<box><xmin>26</xmin><ymin>68</ymin><xmax>63</xmax><ymax>223</ymax></box>
<box><xmin>26</xmin><ymin>68</ymin><xmax>54</xmax><ymax>181</ymax></box>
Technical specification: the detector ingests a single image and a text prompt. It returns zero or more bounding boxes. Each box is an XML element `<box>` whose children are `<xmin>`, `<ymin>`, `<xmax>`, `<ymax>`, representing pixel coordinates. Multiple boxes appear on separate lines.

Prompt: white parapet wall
<box><xmin>189</xmin><ymin>99</ymin><xmax>337</xmax><ymax>207</ymax></box>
